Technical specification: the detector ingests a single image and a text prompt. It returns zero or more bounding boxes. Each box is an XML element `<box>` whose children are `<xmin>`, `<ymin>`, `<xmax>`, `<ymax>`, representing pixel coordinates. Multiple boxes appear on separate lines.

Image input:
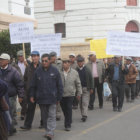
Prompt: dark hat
<box><xmin>114</xmin><ymin>55</ymin><xmax>120</xmax><ymax>58</ymax></box>
<box><xmin>49</xmin><ymin>52</ymin><xmax>57</xmax><ymax>57</ymax></box>
<box><xmin>77</xmin><ymin>56</ymin><xmax>85</xmax><ymax>62</ymax></box>
<box><xmin>31</xmin><ymin>51</ymin><xmax>40</xmax><ymax>56</ymax></box>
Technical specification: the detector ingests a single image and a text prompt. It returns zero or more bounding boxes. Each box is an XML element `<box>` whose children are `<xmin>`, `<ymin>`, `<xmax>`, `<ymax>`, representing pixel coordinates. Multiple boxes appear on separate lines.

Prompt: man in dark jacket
<box><xmin>0</xmin><ymin>53</ymin><xmax>24</xmax><ymax>135</ymax></box>
<box><xmin>0</xmin><ymin>79</ymin><xmax>8</xmax><ymax>140</ymax></box>
<box><xmin>20</xmin><ymin>51</ymin><xmax>42</xmax><ymax>130</ymax></box>
<box><xmin>30</xmin><ymin>53</ymin><xmax>63</xmax><ymax>140</ymax></box>
<box><xmin>106</xmin><ymin>56</ymin><xmax>128</xmax><ymax>112</ymax></box>
<box><xmin>76</xmin><ymin>56</ymin><xmax>94</xmax><ymax>122</ymax></box>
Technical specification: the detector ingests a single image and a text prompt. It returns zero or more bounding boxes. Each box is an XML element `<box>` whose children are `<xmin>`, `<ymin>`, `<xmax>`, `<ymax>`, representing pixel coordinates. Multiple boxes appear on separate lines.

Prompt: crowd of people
<box><xmin>0</xmin><ymin>50</ymin><xmax>140</xmax><ymax>140</ymax></box>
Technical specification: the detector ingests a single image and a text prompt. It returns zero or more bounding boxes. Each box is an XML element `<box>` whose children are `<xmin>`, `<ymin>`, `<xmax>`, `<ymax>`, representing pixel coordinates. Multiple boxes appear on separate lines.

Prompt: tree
<box><xmin>0</xmin><ymin>30</ymin><xmax>30</xmax><ymax>59</ymax></box>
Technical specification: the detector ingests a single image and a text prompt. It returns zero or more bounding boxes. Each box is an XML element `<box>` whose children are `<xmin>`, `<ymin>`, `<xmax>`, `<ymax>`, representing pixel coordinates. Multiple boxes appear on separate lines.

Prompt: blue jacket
<box><xmin>30</xmin><ymin>65</ymin><xmax>63</xmax><ymax>104</ymax></box>
<box><xmin>0</xmin><ymin>64</ymin><xmax>24</xmax><ymax>98</ymax></box>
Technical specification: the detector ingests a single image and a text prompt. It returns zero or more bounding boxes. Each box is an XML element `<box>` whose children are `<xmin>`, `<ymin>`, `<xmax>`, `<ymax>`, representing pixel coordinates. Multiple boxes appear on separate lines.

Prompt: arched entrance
<box><xmin>125</xmin><ymin>21</ymin><xmax>139</xmax><ymax>32</ymax></box>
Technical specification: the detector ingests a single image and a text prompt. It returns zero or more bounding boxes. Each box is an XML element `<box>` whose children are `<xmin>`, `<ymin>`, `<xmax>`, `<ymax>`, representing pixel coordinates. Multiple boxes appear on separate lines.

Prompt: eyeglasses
<box><xmin>42</xmin><ymin>60</ymin><xmax>48</xmax><ymax>63</ymax></box>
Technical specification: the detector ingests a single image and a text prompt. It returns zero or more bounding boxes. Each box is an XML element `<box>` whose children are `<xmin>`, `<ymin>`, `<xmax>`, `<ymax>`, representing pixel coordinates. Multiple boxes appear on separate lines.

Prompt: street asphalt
<box><xmin>9</xmin><ymin>98</ymin><xmax>140</xmax><ymax>140</ymax></box>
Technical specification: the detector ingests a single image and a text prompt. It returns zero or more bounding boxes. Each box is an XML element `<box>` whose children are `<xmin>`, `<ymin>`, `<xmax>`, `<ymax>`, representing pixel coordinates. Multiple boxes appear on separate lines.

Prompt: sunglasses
<box><xmin>42</xmin><ymin>60</ymin><xmax>49</xmax><ymax>63</ymax></box>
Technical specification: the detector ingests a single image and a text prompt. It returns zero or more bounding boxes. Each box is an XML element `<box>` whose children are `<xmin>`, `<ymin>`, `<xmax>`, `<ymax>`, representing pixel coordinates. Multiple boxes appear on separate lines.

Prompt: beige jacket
<box><xmin>86</xmin><ymin>60</ymin><xmax>105</xmax><ymax>83</ymax></box>
<box><xmin>60</xmin><ymin>68</ymin><xmax>82</xmax><ymax>97</ymax></box>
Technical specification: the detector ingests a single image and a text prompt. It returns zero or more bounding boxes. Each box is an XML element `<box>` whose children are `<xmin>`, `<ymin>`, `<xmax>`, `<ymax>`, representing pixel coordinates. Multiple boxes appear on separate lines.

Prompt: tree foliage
<box><xmin>0</xmin><ymin>30</ymin><xmax>30</xmax><ymax>59</ymax></box>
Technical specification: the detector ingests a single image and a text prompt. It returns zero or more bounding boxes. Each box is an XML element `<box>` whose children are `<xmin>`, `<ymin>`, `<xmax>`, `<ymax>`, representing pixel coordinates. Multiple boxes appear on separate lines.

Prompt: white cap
<box><xmin>69</xmin><ymin>53</ymin><xmax>76</xmax><ymax>57</ymax></box>
<box><xmin>0</xmin><ymin>53</ymin><xmax>10</xmax><ymax>60</ymax></box>
<box><xmin>89</xmin><ymin>51</ymin><xmax>96</xmax><ymax>56</ymax></box>
<box><xmin>126</xmin><ymin>56</ymin><xmax>132</xmax><ymax>61</ymax></box>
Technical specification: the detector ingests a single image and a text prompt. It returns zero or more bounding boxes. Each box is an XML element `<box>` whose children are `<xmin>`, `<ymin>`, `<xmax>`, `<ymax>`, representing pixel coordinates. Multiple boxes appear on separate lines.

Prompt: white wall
<box><xmin>0</xmin><ymin>0</ymin><xmax>9</xmax><ymax>13</ymax></box>
<box><xmin>34</xmin><ymin>0</ymin><xmax>140</xmax><ymax>44</ymax></box>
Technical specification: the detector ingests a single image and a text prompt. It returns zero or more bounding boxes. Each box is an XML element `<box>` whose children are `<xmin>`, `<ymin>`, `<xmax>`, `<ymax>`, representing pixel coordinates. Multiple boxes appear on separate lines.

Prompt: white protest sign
<box><xmin>9</xmin><ymin>22</ymin><xmax>34</xmax><ymax>44</ymax></box>
<box><xmin>31</xmin><ymin>33</ymin><xmax>62</xmax><ymax>56</ymax></box>
<box><xmin>107</xmin><ymin>31</ymin><xmax>140</xmax><ymax>56</ymax></box>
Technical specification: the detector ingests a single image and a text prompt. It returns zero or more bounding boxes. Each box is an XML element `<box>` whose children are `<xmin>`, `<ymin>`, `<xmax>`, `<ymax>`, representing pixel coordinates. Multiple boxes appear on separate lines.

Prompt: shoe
<box><xmin>88</xmin><ymin>106</ymin><xmax>94</xmax><ymax>110</ymax></box>
<box><xmin>130</xmin><ymin>99</ymin><xmax>134</xmax><ymax>103</ymax></box>
<box><xmin>72</xmin><ymin>106</ymin><xmax>78</xmax><ymax>109</ymax></box>
<box><xmin>126</xmin><ymin>98</ymin><xmax>130</xmax><ymax>103</ymax></box>
<box><xmin>99</xmin><ymin>105</ymin><xmax>103</xmax><ymax>109</ymax></box>
<box><xmin>39</xmin><ymin>125</ymin><xmax>44</xmax><ymax>129</ymax></box>
<box><xmin>113</xmin><ymin>107</ymin><xmax>117</xmax><ymax>112</ymax></box>
<box><xmin>65</xmin><ymin>127</ymin><xmax>71</xmax><ymax>131</ymax></box>
<box><xmin>81</xmin><ymin>116</ymin><xmax>87</xmax><ymax>122</ymax></box>
<box><xmin>20</xmin><ymin>116</ymin><xmax>25</xmax><ymax>120</ymax></box>
<box><xmin>56</xmin><ymin>117</ymin><xmax>61</xmax><ymax>121</ymax></box>
<box><xmin>9</xmin><ymin>128</ymin><xmax>17</xmax><ymax>136</ymax></box>
<box><xmin>44</xmin><ymin>134</ymin><xmax>53</xmax><ymax>140</ymax></box>
<box><xmin>136</xmin><ymin>96</ymin><xmax>139</xmax><ymax>99</ymax></box>
<box><xmin>13</xmin><ymin>121</ymin><xmax>18</xmax><ymax>125</ymax></box>
<box><xmin>118</xmin><ymin>108</ymin><xmax>122</xmax><ymax>112</ymax></box>
<box><xmin>20</xmin><ymin>126</ymin><xmax>31</xmax><ymax>130</ymax></box>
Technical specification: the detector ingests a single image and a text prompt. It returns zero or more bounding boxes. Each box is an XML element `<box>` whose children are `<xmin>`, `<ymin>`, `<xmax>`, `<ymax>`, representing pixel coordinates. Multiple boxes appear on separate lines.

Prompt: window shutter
<box><xmin>54</xmin><ymin>0</ymin><xmax>65</xmax><ymax>11</ymax></box>
<box><xmin>127</xmin><ymin>0</ymin><xmax>137</xmax><ymax>6</ymax></box>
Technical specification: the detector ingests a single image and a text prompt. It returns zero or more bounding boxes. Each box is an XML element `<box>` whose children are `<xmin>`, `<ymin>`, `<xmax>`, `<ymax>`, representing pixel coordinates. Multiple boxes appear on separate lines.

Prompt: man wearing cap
<box><xmin>86</xmin><ymin>51</ymin><xmax>105</xmax><ymax>110</ymax></box>
<box><xmin>69</xmin><ymin>53</ymin><xmax>79</xmax><ymax>109</ymax></box>
<box><xmin>30</xmin><ymin>53</ymin><xmax>63</xmax><ymax>140</ymax></box>
<box><xmin>20</xmin><ymin>51</ymin><xmax>43</xmax><ymax>130</ymax></box>
<box><xmin>49</xmin><ymin>52</ymin><xmax>62</xmax><ymax>121</ymax></box>
<box><xmin>50</xmin><ymin>52</ymin><xmax>62</xmax><ymax>71</ymax></box>
<box><xmin>17</xmin><ymin>50</ymin><xmax>28</xmax><ymax>76</ymax></box>
<box><xmin>132</xmin><ymin>57</ymin><xmax>140</xmax><ymax>98</ymax></box>
<box><xmin>125</xmin><ymin>57</ymin><xmax>138</xmax><ymax>103</ymax></box>
<box><xmin>60</xmin><ymin>58</ymin><xmax>82</xmax><ymax>131</ymax></box>
<box><xmin>69</xmin><ymin>53</ymin><xmax>77</xmax><ymax>70</ymax></box>
<box><xmin>0</xmin><ymin>53</ymin><xmax>24</xmax><ymax>134</ymax></box>
<box><xmin>76</xmin><ymin>55</ymin><xmax>94</xmax><ymax>122</ymax></box>
<box><xmin>106</xmin><ymin>56</ymin><xmax>128</xmax><ymax>112</ymax></box>
<box><xmin>17</xmin><ymin>50</ymin><xmax>28</xmax><ymax>120</ymax></box>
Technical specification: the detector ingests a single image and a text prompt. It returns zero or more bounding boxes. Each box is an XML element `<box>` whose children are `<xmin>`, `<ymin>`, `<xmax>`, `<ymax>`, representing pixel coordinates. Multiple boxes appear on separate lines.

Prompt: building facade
<box><xmin>0</xmin><ymin>0</ymin><xmax>37</xmax><ymax>31</ymax></box>
<box><xmin>34</xmin><ymin>0</ymin><xmax>140</xmax><ymax>44</ymax></box>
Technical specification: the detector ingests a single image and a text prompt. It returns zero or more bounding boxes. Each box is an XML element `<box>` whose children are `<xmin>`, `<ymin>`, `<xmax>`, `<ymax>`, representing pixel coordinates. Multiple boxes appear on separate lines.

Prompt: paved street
<box><xmin>9</xmin><ymin>98</ymin><xmax>140</xmax><ymax>140</ymax></box>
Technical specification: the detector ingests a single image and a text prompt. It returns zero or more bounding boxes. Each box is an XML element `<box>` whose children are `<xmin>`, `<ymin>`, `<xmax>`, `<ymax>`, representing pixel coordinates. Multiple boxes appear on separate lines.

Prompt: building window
<box><xmin>55</xmin><ymin>23</ymin><xmax>66</xmax><ymax>38</ymax></box>
<box><xmin>127</xmin><ymin>0</ymin><xmax>137</xmax><ymax>6</ymax></box>
<box><xmin>54</xmin><ymin>0</ymin><xmax>65</xmax><ymax>11</ymax></box>
<box><xmin>125</xmin><ymin>21</ymin><xmax>139</xmax><ymax>32</ymax></box>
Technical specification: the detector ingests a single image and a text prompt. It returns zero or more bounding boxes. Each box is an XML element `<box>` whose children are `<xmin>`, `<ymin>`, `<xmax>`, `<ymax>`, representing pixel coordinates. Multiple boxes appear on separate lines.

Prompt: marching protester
<box><xmin>50</xmin><ymin>52</ymin><xmax>62</xmax><ymax>71</ymax></box>
<box><xmin>30</xmin><ymin>53</ymin><xmax>63</xmax><ymax>140</ymax></box>
<box><xmin>87</xmin><ymin>52</ymin><xmax>105</xmax><ymax>110</ymax></box>
<box><xmin>0</xmin><ymin>53</ymin><xmax>24</xmax><ymax>135</ymax></box>
<box><xmin>17</xmin><ymin>50</ymin><xmax>28</xmax><ymax>121</ymax></box>
<box><xmin>49</xmin><ymin>52</ymin><xmax>62</xmax><ymax>121</ymax></box>
<box><xmin>132</xmin><ymin>57</ymin><xmax>140</xmax><ymax>98</ymax></box>
<box><xmin>20</xmin><ymin>51</ymin><xmax>43</xmax><ymax>130</ymax></box>
<box><xmin>76</xmin><ymin>55</ymin><xmax>94</xmax><ymax>122</ymax></box>
<box><xmin>106</xmin><ymin>56</ymin><xmax>128</xmax><ymax>112</ymax></box>
<box><xmin>69</xmin><ymin>53</ymin><xmax>79</xmax><ymax>110</ymax></box>
<box><xmin>60</xmin><ymin>58</ymin><xmax>82</xmax><ymax>131</ymax></box>
<box><xmin>0</xmin><ymin>79</ymin><xmax>8</xmax><ymax>140</ymax></box>
<box><xmin>125</xmin><ymin>57</ymin><xmax>138</xmax><ymax>103</ymax></box>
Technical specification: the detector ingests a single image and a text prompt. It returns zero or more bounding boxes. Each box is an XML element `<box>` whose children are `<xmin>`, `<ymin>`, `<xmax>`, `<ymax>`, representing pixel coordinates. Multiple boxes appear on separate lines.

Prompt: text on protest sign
<box><xmin>106</xmin><ymin>31</ymin><xmax>140</xmax><ymax>56</ymax></box>
<box><xmin>9</xmin><ymin>22</ymin><xmax>34</xmax><ymax>44</ymax></box>
<box><xmin>31</xmin><ymin>33</ymin><xmax>62</xmax><ymax>56</ymax></box>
